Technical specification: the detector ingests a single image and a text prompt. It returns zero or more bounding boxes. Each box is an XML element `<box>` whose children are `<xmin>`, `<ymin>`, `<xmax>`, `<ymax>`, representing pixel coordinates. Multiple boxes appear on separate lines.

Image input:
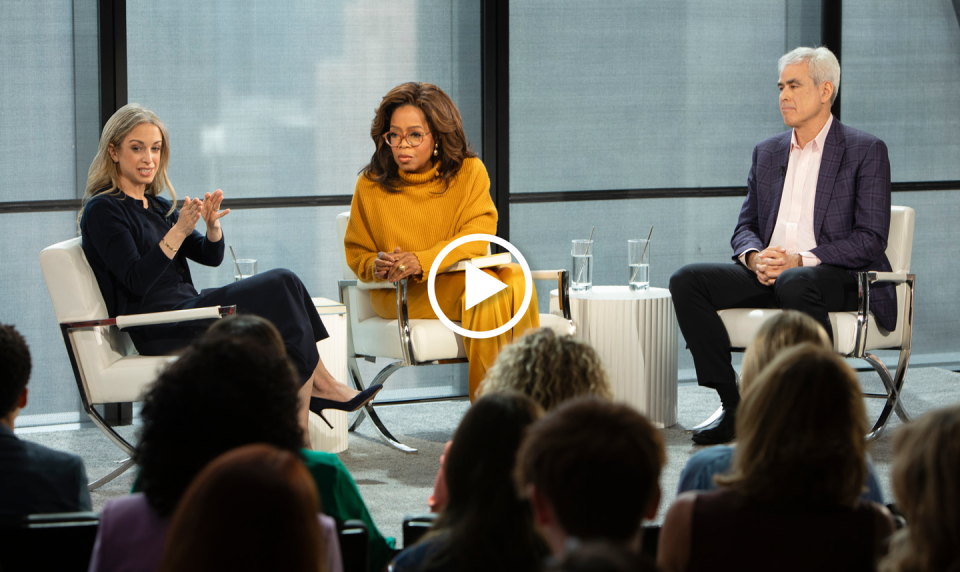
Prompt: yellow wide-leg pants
<box><xmin>371</xmin><ymin>263</ymin><xmax>539</xmax><ymax>400</ymax></box>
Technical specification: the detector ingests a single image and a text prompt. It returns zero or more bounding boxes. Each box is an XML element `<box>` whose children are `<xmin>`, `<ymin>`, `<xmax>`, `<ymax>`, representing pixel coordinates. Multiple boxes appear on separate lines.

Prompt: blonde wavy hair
<box><xmin>478</xmin><ymin>328</ymin><xmax>612</xmax><ymax>411</ymax></box>
<box><xmin>880</xmin><ymin>404</ymin><xmax>960</xmax><ymax>572</ymax></box>
<box><xmin>715</xmin><ymin>343</ymin><xmax>868</xmax><ymax>507</ymax></box>
<box><xmin>739</xmin><ymin>310</ymin><xmax>832</xmax><ymax>393</ymax></box>
<box><xmin>79</xmin><ymin>103</ymin><xmax>175</xmax><ymax>229</ymax></box>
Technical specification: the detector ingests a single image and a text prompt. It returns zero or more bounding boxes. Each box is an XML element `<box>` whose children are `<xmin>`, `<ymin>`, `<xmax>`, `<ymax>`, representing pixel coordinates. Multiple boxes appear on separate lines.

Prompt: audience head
<box><xmin>881</xmin><ymin>404</ymin><xmax>960</xmax><ymax>572</ymax></box>
<box><xmin>84</xmin><ymin>103</ymin><xmax>174</xmax><ymax>201</ymax></box>
<box><xmin>205</xmin><ymin>313</ymin><xmax>286</xmax><ymax>357</ymax></box>
<box><xmin>480</xmin><ymin>327</ymin><xmax>613</xmax><ymax>411</ymax></box>
<box><xmin>135</xmin><ymin>336</ymin><xmax>303</xmax><ymax>517</ymax></box>
<box><xmin>515</xmin><ymin>396</ymin><xmax>665</xmax><ymax>557</ymax></box>
<box><xmin>425</xmin><ymin>391</ymin><xmax>545</xmax><ymax>572</ymax></box>
<box><xmin>0</xmin><ymin>323</ymin><xmax>31</xmax><ymax>425</ymax></box>
<box><xmin>716</xmin><ymin>343</ymin><xmax>867</xmax><ymax>507</ymax></box>
<box><xmin>778</xmin><ymin>46</ymin><xmax>840</xmax><ymax>105</ymax></box>
<box><xmin>740</xmin><ymin>310</ymin><xmax>831</xmax><ymax>391</ymax></box>
<box><xmin>363</xmin><ymin>81</ymin><xmax>477</xmax><ymax>190</ymax></box>
<box><xmin>158</xmin><ymin>444</ymin><xmax>324</xmax><ymax>572</ymax></box>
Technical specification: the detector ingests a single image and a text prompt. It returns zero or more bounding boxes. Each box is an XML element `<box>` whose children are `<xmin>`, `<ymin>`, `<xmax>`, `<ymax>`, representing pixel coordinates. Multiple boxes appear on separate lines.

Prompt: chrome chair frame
<box><xmin>338</xmin><ymin>271</ymin><xmax>572</xmax><ymax>453</ymax></box>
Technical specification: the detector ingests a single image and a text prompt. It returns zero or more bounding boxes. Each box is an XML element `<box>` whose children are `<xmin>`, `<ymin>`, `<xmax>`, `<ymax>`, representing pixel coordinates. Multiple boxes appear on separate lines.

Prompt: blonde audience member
<box><xmin>429</xmin><ymin>328</ymin><xmax>613</xmax><ymax>513</ymax></box>
<box><xmin>659</xmin><ymin>344</ymin><xmax>895</xmax><ymax>572</ymax></box>
<box><xmin>880</xmin><ymin>404</ymin><xmax>960</xmax><ymax>572</ymax></box>
<box><xmin>158</xmin><ymin>444</ymin><xmax>326</xmax><ymax>572</ymax></box>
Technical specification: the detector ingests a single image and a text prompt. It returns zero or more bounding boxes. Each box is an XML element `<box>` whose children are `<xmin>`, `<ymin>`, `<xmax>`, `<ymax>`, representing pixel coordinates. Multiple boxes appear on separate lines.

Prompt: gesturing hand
<box><xmin>386</xmin><ymin>250</ymin><xmax>423</xmax><ymax>283</ymax></box>
<box><xmin>374</xmin><ymin>248</ymin><xmax>400</xmax><ymax>280</ymax></box>
<box><xmin>173</xmin><ymin>196</ymin><xmax>203</xmax><ymax>237</ymax></box>
<box><xmin>200</xmin><ymin>189</ymin><xmax>230</xmax><ymax>230</ymax></box>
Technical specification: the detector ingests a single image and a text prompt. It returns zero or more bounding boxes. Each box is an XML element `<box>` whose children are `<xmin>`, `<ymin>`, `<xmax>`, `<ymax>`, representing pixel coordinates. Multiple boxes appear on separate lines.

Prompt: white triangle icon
<box><xmin>464</xmin><ymin>263</ymin><xmax>509</xmax><ymax>310</ymax></box>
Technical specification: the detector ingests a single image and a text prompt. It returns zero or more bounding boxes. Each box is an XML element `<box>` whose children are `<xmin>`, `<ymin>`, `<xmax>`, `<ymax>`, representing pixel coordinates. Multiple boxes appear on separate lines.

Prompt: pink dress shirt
<box><xmin>740</xmin><ymin>115</ymin><xmax>835</xmax><ymax>268</ymax></box>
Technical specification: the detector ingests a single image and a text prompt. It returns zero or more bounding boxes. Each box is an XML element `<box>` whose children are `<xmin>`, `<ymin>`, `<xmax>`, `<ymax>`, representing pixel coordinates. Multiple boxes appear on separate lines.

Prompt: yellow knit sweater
<box><xmin>344</xmin><ymin>157</ymin><xmax>497</xmax><ymax>283</ymax></box>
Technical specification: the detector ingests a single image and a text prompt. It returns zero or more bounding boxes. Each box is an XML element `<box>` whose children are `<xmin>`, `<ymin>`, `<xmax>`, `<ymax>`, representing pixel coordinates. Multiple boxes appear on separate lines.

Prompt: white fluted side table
<box><xmin>308</xmin><ymin>297</ymin><xmax>349</xmax><ymax>453</ymax></box>
<box><xmin>550</xmin><ymin>286</ymin><xmax>678</xmax><ymax>428</ymax></box>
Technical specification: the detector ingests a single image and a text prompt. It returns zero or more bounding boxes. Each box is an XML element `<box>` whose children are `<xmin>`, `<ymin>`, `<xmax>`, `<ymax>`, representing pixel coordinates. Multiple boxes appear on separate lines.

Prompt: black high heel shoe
<box><xmin>309</xmin><ymin>384</ymin><xmax>383</xmax><ymax>429</ymax></box>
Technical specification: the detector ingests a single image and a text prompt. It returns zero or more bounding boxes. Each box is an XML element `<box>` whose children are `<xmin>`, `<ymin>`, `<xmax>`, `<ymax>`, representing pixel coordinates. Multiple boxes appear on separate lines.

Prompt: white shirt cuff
<box><xmin>738</xmin><ymin>249</ymin><xmax>759</xmax><ymax>268</ymax></box>
<box><xmin>800</xmin><ymin>252</ymin><xmax>820</xmax><ymax>267</ymax></box>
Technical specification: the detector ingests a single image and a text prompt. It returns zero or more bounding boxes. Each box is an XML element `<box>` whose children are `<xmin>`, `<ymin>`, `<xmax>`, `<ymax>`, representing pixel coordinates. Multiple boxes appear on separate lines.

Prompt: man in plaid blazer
<box><xmin>670</xmin><ymin>47</ymin><xmax>894</xmax><ymax>445</ymax></box>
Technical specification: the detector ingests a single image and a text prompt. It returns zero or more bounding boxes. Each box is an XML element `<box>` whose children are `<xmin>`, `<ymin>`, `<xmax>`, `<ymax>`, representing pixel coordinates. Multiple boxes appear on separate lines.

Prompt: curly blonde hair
<box><xmin>478</xmin><ymin>328</ymin><xmax>612</xmax><ymax>411</ymax></box>
<box><xmin>880</xmin><ymin>404</ymin><xmax>960</xmax><ymax>572</ymax></box>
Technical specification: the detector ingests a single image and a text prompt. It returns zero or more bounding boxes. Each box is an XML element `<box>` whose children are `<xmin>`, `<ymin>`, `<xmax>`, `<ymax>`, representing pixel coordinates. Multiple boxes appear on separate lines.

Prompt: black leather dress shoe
<box><xmin>692</xmin><ymin>409</ymin><xmax>736</xmax><ymax>445</ymax></box>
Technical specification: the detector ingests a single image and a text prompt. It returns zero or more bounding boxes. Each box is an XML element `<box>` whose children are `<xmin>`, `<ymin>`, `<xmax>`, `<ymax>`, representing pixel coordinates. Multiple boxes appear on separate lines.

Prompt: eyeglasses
<box><xmin>383</xmin><ymin>131</ymin><xmax>431</xmax><ymax>147</ymax></box>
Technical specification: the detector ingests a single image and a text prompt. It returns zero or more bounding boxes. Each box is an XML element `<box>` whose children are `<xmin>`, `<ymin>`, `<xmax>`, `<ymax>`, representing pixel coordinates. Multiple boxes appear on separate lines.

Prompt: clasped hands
<box><xmin>375</xmin><ymin>247</ymin><xmax>423</xmax><ymax>283</ymax></box>
<box><xmin>747</xmin><ymin>246</ymin><xmax>803</xmax><ymax>286</ymax></box>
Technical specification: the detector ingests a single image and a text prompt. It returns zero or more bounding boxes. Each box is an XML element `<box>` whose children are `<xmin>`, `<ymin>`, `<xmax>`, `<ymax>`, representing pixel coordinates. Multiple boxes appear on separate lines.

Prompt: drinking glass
<box><xmin>234</xmin><ymin>259</ymin><xmax>257</xmax><ymax>282</ymax></box>
<box><xmin>571</xmin><ymin>240</ymin><xmax>593</xmax><ymax>291</ymax></box>
<box><xmin>628</xmin><ymin>239</ymin><xmax>650</xmax><ymax>290</ymax></box>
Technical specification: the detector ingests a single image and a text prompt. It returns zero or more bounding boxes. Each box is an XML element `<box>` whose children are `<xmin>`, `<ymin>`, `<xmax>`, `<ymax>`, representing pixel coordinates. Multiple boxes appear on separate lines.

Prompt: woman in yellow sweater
<box><xmin>344</xmin><ymin>82</ymin><xmax>538</xmax><ymax>400</ymax></box>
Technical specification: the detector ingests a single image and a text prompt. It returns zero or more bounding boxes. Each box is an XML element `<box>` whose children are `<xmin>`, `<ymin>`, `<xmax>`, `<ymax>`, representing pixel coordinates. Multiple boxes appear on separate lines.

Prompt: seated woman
<box><xmin>79</xmin><ymin>103</ymin><xmax>380</xmax><ymax>433</ymax></box>
<box><xmin>203</xmin><ymin>314</ymin><xmax>396</xmax><ymax>572</ymax></box>
<box><xmin>880</xmin><ymin>404</ymin><xmax>960</xmax><ymax>572</ymax></box>
<box><xmin>344</xmin><ymin>82</ymin><xmax>538</xmax><ymax>401</ymax></box>
<box><xmin>158</xmin><ymin>444</ymin><xmax>328</xmax><ymax>572</ymax></box>
<box><xmin>391</xmin><ymin>392</ymin><xmax>549</xmax><ymax>572</ymax></box>
<box><xmin>88</xmin><ymin>334</ymin><xmax>345</xmax><ymax>572</ymax></box>
<box><xmin>427</xmin><ymin>327</ymin><xmax>614</xmax><ymax>513</ymax></box>
<box><xmin>658</xmin><ymin>344</ymin><xmax>895</xmax><ymax>572</ymax></box>
<box><xmin>676</xmin><ymin>310</ymin><xmax>884</xmax><ymax>504</ymax></box>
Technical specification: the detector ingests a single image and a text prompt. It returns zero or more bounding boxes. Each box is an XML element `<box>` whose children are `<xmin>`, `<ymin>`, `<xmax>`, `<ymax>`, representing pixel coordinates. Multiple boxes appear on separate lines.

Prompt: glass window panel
<box><xmin>842</xmin><ymin>0</ymin><xmax>960</xmax><ymax>182</ymax></box>
<box><xmin>0</xmin><ymin>1</ymin><xmax>78</xmax><ymax>202</ymax></box>
<box><xmin>509</xmin><ymin>1</ymin><xmax>788</xmax><ymax>194</ymax></box>
<box><xmin>126</xmin><ymin>1</ymin><xmax>482</xmax><ymax>200</ymax></box>
<box><xmin>2</xmin><ymin>212</ymin><xmax>86</xmax><ymax>426</ymax></box>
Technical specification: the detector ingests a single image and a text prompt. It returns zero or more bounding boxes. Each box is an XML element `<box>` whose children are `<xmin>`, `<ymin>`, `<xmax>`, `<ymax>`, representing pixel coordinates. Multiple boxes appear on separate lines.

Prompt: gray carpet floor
<box><xmin>17</xmin><ymin>366</ymin><xmax>960</xmax><ymax>549</ymax></box>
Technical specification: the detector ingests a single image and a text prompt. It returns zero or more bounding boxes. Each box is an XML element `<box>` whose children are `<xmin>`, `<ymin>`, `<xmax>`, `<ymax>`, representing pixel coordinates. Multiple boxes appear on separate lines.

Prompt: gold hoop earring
<box><xmin>433</xmin><ymin>143</ymin><xmax>439</xmax><ymax>157</ymax></box>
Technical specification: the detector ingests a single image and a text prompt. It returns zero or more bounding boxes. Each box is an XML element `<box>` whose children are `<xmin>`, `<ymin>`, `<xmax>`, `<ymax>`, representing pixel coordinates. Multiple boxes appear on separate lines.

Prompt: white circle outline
<box><xmin>427</xmin><ymin>234</ymin><xmax>533</xmax><ymax>340</ymax></box>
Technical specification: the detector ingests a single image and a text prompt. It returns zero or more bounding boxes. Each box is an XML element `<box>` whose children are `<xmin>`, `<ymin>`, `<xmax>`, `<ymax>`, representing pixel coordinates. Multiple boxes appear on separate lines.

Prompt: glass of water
<box><xmin>628</xmin><ymin>239</ymin><xmax>650</xmax><ymax>290</ymax></box>
<box><xmin>571</xmin><ymin>239</ymin><xmax>593</xmax><ymax>291</ymax></box>
<box><xmin>234</xmin><ymin>259</ymin><xmax>257</xmax><ymax>282</ymax></box>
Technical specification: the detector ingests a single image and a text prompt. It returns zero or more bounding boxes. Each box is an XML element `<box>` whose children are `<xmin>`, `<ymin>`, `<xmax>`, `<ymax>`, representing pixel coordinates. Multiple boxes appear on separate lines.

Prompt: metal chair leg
<box><xmin>85</xmin><ymin>406</ymin><xmax>137</xmax><ymax>490</ymax></box>
<box><xmin>863</xmin><ymin>352</ymin><xmax>911</xmax><ymax>441</ymax></box>
<box><xmin>87</xmin><ymin>458</ymin><xmax>136</xmax><ymax>491</ymax></box>
<box><xmin>690</xmin><ymin>373</ymin><xmax>740</xmax><ymax>431</ymax></box>
<box><xmin>345</xmin><ymin>357</ymin><xmax>418</xmax><ymax>453</ymax></box>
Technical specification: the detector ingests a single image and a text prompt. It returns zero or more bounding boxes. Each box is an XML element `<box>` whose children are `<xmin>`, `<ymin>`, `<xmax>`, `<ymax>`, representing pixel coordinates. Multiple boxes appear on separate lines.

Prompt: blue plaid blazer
<box><xmin>730</xmin><ymin>118</ymin><xmax>897</xmax><ymax>332</ymax></box>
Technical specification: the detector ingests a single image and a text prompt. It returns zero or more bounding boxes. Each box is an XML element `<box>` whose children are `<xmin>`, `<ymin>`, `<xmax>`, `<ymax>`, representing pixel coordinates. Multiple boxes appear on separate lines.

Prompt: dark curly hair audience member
<box><xmin>202</xmin><ymin>313</ymin><xmax>396</xmax><ymax>572</ymax></box>
<box><xmin>0</xmin><ymin>323</ymin><xmax>91</xmax><ymax>514</ymax></box>
<box><xmin>515</xmin><ymin>396</ymin><xmax>665</xmax><ymax>558</ymax></box>
<box><xmin>88</xmin><ymin>336</ymin><xmax>342</xmax><ymax>572</ymax></box>
<box><xmin>158</xmin><ymin>444</ymin><xmax>326</xmax><ymax>572</ymax></box>
<box><xmin>391</xmin><ymin>392</ymin><xmax>547</xmax><ymax>572</ymax></box>
<box><xmin>658</xmin><ymin>344</ymin><xmax>895</xmax><ymax>572</ymax></box>
<box><xmin>880</xmin><ymin>404</ymin><xmax>960</xmax><ymax>572</ymax></box>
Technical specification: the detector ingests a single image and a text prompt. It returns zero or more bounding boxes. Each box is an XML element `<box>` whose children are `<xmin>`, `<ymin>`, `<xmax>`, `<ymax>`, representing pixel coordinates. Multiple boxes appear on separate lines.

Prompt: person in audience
<box><xmin>658</xmin><ymin>344</ymin><xmax>895</xmax><ymax>572</ymax></box>
<box><xmin>514</xmin><ymin>397</ymin><xmax>665</xmax><ymax>559</ymax></box>
<box><xmin>158</xmin><ymin>444</ymin><xmax>329</xmax><ymax>572</ymax></box>
<box><xmin>428</xmin><ymin>327</ymin><xmax>613</xmax><ymax>513</ymax></box>
<box><xmin>344</xmin><ymin>81</ymin><xmax>538</xmax><ymax>402</ymax></box>
<box><xmin>88</xmin><ymin>336</ymin><xmax>344</xmax><ymax>572</ymax></box>
<box><xmin>203</xmin><ymin>314</ymin><xmax>396</xmax><ymax>572</ymax></box>
<box><xmin>676</xmin><ymin>310</ymin><xmax>885</xmax><ymax>504</ymax></box>
<box><xmin>79</xmin><ymin>103</ymin><xmax>380</xmax><ymax>436</ymax></box>
<box><xmin>880</xmin><ymin>404</ymin><xmax>960</xmax><ymax>572</ymax></box>
<box><xmin>391</xmin><ymin>392</ymin><xmax>548</xmax><ymax>572</ymax></box>
<box><xmin>0</xmin><ymin>323</ymin><xmax>92</xmax><ymax>514</ymax></box>
<box><xmin>670</xmin><ymin>46</ymin><xmax>895</xmax><ymax>445</ymax></box>
<box><xmin>544</xmin><ymin>540</ymin><xmax>661</xmax><ymax>572</ymax></box>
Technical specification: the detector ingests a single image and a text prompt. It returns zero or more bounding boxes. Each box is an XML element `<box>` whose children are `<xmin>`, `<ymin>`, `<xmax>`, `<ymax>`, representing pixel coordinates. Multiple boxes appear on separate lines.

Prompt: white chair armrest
<box><xmin>867</xmin><ymin>271</ymin><xmax>910</xmax><ymax>284</ymax></box>
<box><xmin>115</xmin><ymin>307</ymin><xmax>225</xmax><ymax>330</ymax></box>
<box><xmin>530</xmin><ymin>270</ymin><xmax>565</xmax><ymax>280</ymax></box>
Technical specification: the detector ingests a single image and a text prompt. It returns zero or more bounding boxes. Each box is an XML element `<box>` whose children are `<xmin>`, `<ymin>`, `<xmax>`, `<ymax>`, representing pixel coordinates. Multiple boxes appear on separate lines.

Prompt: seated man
<box><xmin>514</xmin><ymin>397</ymin><xmax>664</xmax><ymax>560</ymax></box>
<box><xmin>0</xmin><ymin>323</ymin><xmax>92</xmax><ymax>514</ymax></box>
<box><xmin>670</xmin><ymin>46</ymin><xmax>895</xmax><ymax>445</ymax></box>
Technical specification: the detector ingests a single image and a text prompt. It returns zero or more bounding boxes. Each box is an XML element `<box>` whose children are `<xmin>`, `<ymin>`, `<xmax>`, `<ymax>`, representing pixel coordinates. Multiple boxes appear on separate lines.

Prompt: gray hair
<box><xmin>778</xmin><ymin>47</ymin><xmax>840</xmax><ymax>105</ymax></box>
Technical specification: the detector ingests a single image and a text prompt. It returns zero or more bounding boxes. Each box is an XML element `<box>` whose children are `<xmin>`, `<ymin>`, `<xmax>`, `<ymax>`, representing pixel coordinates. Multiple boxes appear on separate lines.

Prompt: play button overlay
<box><xmin>464</xmin><ymin>263</ymin><xmax>509</xmax><ymax>309</ymax></box>
<box><xmin>428</xmin><ymin>233</ymin><xmax>533</xmax><ymax>340</ymax></box>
